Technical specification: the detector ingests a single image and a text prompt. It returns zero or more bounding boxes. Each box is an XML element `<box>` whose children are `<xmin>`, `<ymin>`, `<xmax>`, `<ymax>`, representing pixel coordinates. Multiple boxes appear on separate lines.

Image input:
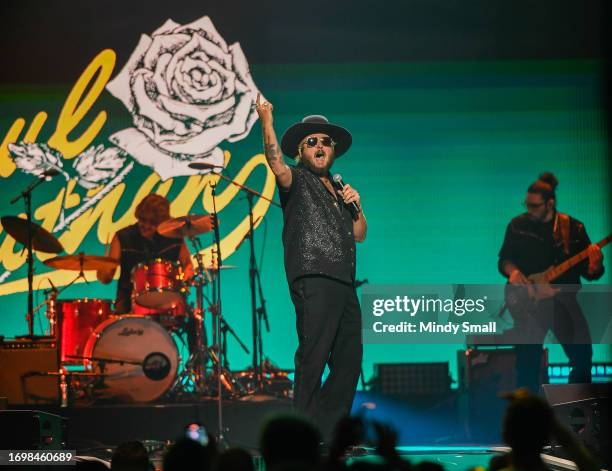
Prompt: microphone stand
<box><xmin>188</xmin><ymin>165</ymin><xmax>280</xmax><ymax>399</ymax></box>
<box><xmin>10</xmin><ymin>173</ymin><xmax>55</xmax><ymax>338</ymax></box>
<box><xmin>210</xmin><ymin>182</ymin><xmax>226</xmax><ymax>445</ymax></box>
<box><xmin>211</xmin><ymin>172</ymin><xmax>279</xmax><ymax>393</ymax></box>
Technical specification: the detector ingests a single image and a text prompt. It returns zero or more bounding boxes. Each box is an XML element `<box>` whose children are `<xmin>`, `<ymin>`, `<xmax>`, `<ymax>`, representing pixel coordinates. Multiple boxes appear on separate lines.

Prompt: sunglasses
<box><xmin>303</xmin><ymin>136</ymin><xmax>335</xmax><ymax>148</ymax></box>
<box><xmin>523</xmin><ymin>201</ymin><xmax>546</xmax><ymax>209</ymax></box>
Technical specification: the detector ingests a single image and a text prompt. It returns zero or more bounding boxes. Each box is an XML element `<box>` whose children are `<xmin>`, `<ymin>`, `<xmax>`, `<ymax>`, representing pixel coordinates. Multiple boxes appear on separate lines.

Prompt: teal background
<box><xmin>1</xmin><ymin>58</ymin><xmax>610</xmax><ymax>385</ymax></box>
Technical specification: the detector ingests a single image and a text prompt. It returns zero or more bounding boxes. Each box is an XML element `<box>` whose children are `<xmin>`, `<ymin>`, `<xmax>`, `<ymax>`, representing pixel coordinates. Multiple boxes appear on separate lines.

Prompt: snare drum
<box><xmin>59</xmin><ymin>298</ymin><xmax>113</xmax><ymax>363</ymax></box>
<box><xmin>131</xmin><ymin>259</ymin><xmax>186</xmax><ymax>310</ymax></box>
<box><xmin>83</xmin><ymin>315</ymin><xmax>179</xmax><ymax>402</ymax></box>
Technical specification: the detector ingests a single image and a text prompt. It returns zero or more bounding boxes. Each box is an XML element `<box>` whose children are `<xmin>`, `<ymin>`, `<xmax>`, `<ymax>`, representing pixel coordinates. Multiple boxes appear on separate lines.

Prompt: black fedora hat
<box><xmin>280</xmin><ymin>115</ymin><xmax>352</xmax><ymax>159</ymax></box>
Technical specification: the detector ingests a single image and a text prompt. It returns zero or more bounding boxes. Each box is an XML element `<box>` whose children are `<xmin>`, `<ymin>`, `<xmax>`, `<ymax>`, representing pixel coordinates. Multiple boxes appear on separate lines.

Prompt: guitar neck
<box><xmin>546</xmin><ymin>234</ymin><xmax>611</xmax><ymax>282</ymax></box>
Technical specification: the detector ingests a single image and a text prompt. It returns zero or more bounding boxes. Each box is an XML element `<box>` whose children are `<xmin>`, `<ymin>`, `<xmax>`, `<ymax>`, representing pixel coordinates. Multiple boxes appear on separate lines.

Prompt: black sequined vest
<box><xmin>279</xmin><ymin>164</ymin><xmax>356</xmax><ymax>286</ymax></box>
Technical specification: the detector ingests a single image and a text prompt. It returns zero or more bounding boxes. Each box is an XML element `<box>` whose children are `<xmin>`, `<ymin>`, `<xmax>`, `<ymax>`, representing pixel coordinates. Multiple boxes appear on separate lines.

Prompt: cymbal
<box><xmin>157</xmin><ymin>214</ymin><xmax>214</xmax><ymax>239</ymax></box>
<box><xmin>1</xmin><ymin>216</ymin><xmax>64</xmax><ymax>254</ymax></box>
<box><xmin>44</xmin><ymin>253</ymin><xmax>119</xmax><ymax>271</ymax></box>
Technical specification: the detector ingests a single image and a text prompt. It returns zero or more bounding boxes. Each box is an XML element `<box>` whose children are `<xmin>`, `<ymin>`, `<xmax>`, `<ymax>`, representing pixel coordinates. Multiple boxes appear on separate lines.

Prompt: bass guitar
<box><xmin>505</xmin><ymin>233</ymin><xmax>611</xmax><ymax>321</ymax></box>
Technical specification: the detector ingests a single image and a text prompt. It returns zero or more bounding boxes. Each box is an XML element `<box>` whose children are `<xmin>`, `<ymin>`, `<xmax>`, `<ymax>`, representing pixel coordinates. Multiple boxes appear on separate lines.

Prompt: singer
<box><xmin>255</xmin><ymin>94</ymin><xmax>367</xmax><ymax>441</ymax></box>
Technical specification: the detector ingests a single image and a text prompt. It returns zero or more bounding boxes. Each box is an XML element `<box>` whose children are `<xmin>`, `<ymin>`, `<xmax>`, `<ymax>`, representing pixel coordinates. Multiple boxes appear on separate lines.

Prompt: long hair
<box><xmin>135</xmin><ymin>194</ymin><xmax>170</xmax><ymax>224</ymax></box>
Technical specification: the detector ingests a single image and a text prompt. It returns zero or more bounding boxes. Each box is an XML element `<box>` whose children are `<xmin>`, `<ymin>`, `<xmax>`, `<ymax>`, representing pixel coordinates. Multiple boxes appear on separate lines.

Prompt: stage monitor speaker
<box><xmin>0</xmin><ymin>410</ymin><xmax>66</xmax><ymax>450</ymax></box>
<box><xmin>373</xmin><ymin>362</ymin><xmax>451</xmax><ymax>396</ymax></box>
<box><xmin>542</xmin><ymin>383</ymin><xmax>611</xmax><ymax>468</ymax></box>
<box><xmin>457</xmin><ymin>347</ymin><xmax>547</xmax><ymax>442</ymax></box>
<box><xmin>0</xmin><ymin>339</ymin><xmax>59</xmax><ymax>405</ymax></box>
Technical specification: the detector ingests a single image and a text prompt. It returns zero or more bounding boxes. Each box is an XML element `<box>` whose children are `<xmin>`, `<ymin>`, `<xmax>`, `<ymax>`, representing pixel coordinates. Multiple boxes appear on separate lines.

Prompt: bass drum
<box><xmin>83</xmin><ymin>315</ymin><xmax>178</xmax><ymax>402</ymax></box>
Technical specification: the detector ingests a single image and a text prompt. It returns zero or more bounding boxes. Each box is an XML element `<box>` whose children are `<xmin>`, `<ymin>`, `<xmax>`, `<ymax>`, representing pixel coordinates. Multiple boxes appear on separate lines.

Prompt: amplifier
<box><xmin>0</xmin><ymin>410</ymin><xmax>66</xmax><ymax>450</ymax></box>
<box><xmin>457</xmin><ymin>347</ymin><xmax>547</xmax><ymax>441</ymax></box>
<box><xmin>543</xmin><ymin>383</ymin><xmax>611</xmax><ymax>468</ymax></box>
<box><xmin>0</xmin><ymin>339</ymin><xmax>59</xmax><ymax>405</ymax></box>
<box><xmin>457</xmin><ymin>347</ymin><xmax>548</xmax><ymax>391</ymax></box>
<box><xmin>373</xmin><ymin>362</ymin><xmax>451</xmax><ymax>396</ymax></box>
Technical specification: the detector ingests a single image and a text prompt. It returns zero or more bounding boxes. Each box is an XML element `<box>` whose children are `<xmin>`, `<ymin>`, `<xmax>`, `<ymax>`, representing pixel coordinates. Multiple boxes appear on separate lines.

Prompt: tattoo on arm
<box><xmin>264</xmin><ymin>143</ymin><xmax>281</xmax><ymax>164</ymax></box>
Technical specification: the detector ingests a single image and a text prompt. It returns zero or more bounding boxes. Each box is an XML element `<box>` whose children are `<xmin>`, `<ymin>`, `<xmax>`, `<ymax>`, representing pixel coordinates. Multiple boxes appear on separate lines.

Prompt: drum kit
<box><xmin>2</xmin><ymin>166</ymin><xmax>291</xmax><ymax>416</ymax></box>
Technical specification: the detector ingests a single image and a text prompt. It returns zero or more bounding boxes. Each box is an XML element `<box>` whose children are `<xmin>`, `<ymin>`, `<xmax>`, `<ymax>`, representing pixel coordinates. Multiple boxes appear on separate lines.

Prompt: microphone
<box><xmin>42</xmin><ymin>168</ymin><xmax>60</xmax><ymax>177</ymax></box>
<box><xmin>43</xmin><ymin>277</ymin><xmax>58</xmax><ymax>296</ymax></box>
<box><xmin>332</xmin><ymin>173</ymin><xmax>360</xmax><ymax>219</ymax></box>
<box><xmin>188</xmin><ymin>162</ymin><xmax>224</xmax><ymax>170</ymax></box>
<box><xmin>10</xmin><ymin>167</ymin><xmax>60</xmax><ymax>204</ymax></box>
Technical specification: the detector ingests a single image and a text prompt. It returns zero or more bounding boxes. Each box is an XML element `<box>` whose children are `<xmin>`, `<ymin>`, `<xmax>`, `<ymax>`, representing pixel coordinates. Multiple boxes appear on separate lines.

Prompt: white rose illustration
<box><xmin>106</xmin><ymin>16</ymin><xmax>262</xmax><ymax>180</ymax></box>
<box><xmin>72</xmin><ymin>144</ymin><xmax>126</xmax><ymax>189</ymax></box>
<box><xmin>9</xmin><ymin>142</ymin><xmax>69</xmax><ymax>180</ymax></box>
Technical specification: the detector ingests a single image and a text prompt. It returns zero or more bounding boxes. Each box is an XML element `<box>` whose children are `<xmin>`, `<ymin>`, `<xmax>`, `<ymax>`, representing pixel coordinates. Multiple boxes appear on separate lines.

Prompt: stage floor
<box><xmin>31</xmin><ymin>397</ymin><xmax>292</xmax><ymax>450</ymax></box>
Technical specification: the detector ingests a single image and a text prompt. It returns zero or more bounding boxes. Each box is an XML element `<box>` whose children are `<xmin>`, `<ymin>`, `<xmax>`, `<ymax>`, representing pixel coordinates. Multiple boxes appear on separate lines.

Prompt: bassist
<box><xmin>498</xmin><ymin>172</ymin><xmax>604</xmax><ymax>393</ymax></box>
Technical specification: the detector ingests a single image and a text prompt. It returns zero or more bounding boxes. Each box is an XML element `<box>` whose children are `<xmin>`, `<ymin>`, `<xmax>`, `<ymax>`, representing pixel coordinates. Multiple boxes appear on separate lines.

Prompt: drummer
<box><xmin>97</xmin><ymin>194</ymin><xmax>194</xmax><ymax>314</ymax></box>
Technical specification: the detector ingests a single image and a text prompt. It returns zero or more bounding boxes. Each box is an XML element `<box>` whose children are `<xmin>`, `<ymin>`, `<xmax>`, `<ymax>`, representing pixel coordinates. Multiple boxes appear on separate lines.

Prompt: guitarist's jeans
<box><xmin>515</xmin><ymin>293</ymin><xmax>592</xmax><ymax>393</ymax></box>
<box><xmin>289</xmin><ymin>275</ymin><xmax>363</xmax><ymax>442</ymax></box>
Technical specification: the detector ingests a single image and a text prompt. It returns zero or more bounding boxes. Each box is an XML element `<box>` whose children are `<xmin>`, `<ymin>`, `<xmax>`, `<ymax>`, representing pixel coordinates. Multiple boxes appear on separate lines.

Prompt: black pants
<box><xmin>515</xmin><ymin>293</ymin><xmax>592</xmax><ymax>393</ymax></box>
<box><xmin>289</xmin><ymin>276</ymin><xmax>363</xmax><ymax>440</ymax></box>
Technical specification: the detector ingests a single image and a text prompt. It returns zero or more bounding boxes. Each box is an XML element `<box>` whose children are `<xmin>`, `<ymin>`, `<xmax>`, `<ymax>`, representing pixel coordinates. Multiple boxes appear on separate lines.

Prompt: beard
<box><xmin>303</xmin><ymin>161</ymin><xmax>329</xmax><ymax>175</ymax></box>
<box><xmin>528</xmin><ymin>208</ymin><xmax>554</xmax><ymax>224</ymax></box>
<box><xmin>301</xmin><ymin>153</ymin><xmax>334</xmax><ymax>175</ymax></box>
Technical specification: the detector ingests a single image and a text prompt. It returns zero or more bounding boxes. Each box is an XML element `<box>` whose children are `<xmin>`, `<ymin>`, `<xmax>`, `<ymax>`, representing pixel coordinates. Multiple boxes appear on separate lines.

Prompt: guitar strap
<box><xmin>556</xmin><ymin>212</ymin><xmax>571</xmax><ymax>256</ymax></box>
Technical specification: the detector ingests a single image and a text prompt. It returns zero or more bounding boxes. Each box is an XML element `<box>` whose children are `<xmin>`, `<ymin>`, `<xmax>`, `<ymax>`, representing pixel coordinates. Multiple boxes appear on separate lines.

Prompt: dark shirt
<box><xmin>115</xmin><ymin>223</ymin><xmax>182</xmax><ymax>312</ymax></box>
<box><xmin>498</xmin><ymin>212</ymin><xmax>604</xmax><ymax>285</ymax></box>
<box><xmin>279</xmin><ymin>164</ymin><xmax>356</xmax><ymax>286</ymax></box>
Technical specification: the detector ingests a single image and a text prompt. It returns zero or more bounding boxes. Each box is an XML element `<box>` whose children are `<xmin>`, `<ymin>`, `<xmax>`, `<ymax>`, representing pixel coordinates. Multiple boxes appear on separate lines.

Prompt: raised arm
<box><xmin>255</xmin><ymin>93</ymin><xmax>292</xmax><ymax>189</ymax></box>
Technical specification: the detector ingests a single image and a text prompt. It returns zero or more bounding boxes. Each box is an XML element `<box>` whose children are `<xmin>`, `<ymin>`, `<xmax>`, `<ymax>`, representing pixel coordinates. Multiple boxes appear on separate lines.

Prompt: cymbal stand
<box><xmin>218</xmin><ymin>312</ymin><xmax>250</xmax><ymax>369</ymax></box>
<box><xmin>166</xmin><ymin>220</ymin><xmax>212</xmax><ymax>396</ymax></box>
<box><xmin>52</xmin><ymin>262</ymin><xmax>89</xmax><ymax>406</ymax></box>
<box><xmin>197</xmin><ymin>277</ymin><xmax>250</xmax><ymax>396</ymax></box>
<box><xmin>32</xmin><ymin>261</ymin><xmax>88</xmax><ymax>336</ymax></box>
<box><xmin>188</xmin><ymin>233</ymin><xmax>208</xmax><ymax>390</ymax></box>
<box><xmin>10</xmin><ymin>173</ymin><xmax>55</xmax><ymax>338</ymax></box>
